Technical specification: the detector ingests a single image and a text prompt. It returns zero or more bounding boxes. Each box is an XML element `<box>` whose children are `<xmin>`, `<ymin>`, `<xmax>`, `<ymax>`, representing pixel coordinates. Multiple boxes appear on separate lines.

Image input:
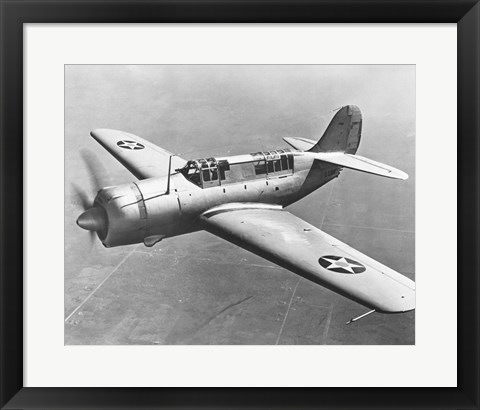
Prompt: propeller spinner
<box><xmin>77</xmin><ymin>207</ymin><xmax>107</xmax><ymax>232</ymax></box>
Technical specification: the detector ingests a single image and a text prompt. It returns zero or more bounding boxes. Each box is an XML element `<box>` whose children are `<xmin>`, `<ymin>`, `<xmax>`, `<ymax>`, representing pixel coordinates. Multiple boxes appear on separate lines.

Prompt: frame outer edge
<box><xmin>0</xmin><ymin>0</ymin><xmax>479</xmax><ymax>409</ymax></box>
<box><xmin>458</xmin><ymin>1</ymin><xmax>480</xmax><ymax>408</ymax></box>
<box><xmin>0</xmin><ymin>0</ymin><xmax>24</xmax><ymax>409</ymax></box>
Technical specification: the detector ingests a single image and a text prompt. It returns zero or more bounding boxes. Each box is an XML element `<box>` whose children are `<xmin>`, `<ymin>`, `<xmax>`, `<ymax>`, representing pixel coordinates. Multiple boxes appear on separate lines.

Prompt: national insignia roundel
<box><xmin>318</xmin><ymin>255</ymin><xmax>366</xmax><ymax>274</ymax></box>
<box><xmin>117</xmin><ymin>140</ymin><xmax>145</xmax><ymax>150</ymax></box>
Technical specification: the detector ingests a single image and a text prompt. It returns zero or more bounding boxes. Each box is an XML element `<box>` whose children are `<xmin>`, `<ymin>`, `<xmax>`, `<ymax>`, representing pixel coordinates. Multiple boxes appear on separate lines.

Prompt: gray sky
<box><xmin>65</xmin><ymin>64</ymin><xmax>415</xmax><ymax>165</ymax></box>
<box><xmin>65</xmin><ymin>65</ymin><xmax>415</xmax><ymax>345</ymax></box>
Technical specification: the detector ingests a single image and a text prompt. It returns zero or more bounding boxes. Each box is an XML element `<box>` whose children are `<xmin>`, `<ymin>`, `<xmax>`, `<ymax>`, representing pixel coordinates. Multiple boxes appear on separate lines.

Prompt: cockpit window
<box><xmin>218</xmin><ymin>160</ymin><xmax>229</xmax><ymax>180</ymax></box>
<box><xmin>202</xmin><ymin>169</ymin><xmax>211</xmax><ymax>182</ymax></box>
<box><xmin>180</xmin><ymin>149</ymin><xmax>294</xmax><ymax>189</ymax></box>
<box><xmin>249</xmin><ymin>149</ymin><xmax>295</xmax><ymax>178</ymax></box>
<box><xmin>179</xmin><ymin>160</ymin><xmax>202</xmax><ymax>186</ymax></box>
<box><xmin>252</xmin><ymin>149</ymin><xmax>293</xmax><ymax>175</ymax></box>
<box><xmin>179</xmin><ymin>157</ymin><xmax>224</xmax><ymax>188</ymax></box>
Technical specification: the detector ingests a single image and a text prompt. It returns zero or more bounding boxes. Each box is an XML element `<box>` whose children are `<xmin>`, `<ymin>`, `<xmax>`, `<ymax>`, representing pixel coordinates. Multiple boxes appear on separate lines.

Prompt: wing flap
<box><xmin>201</xmin><ymin>204</ymin><xmax>415</xmax><ymax>313</ymax></box>
<box><xmin>315</xmin><ymin>152</ymin><xmax>408</xmax><ymax>180</ymax></box>
<box><xmin>90</xmin><ymin>129</ymin><xmax>186</xmax><ymax>180</ymax></box>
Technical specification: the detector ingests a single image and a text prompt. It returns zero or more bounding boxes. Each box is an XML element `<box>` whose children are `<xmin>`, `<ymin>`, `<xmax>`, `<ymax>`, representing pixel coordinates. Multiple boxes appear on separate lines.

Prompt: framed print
<box><xmin>1</xmin><ymin>0</ymin><xmax>479</xmax><ymax>409</ymax></box>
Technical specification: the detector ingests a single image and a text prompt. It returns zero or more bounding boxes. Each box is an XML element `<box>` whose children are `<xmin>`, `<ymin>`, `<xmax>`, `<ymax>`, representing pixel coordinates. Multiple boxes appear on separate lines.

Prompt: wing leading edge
<box><xmin>282</xmin><ymin>137</ymin><xmax>408</xmax><ymax>180</ymax></box>
<box><xmin>200</xmin><ymin>203</ymin><xmax>415</xmax><ymax>314</ymax></box>
<box><xmin>314</xmin><ymin>152</ymin><xmax>408</xmax><ymax>180</ymax></box>
<box><xmin>90</xmin><ymin>129</ymin><xmax>186</xmax><ymax>180</ymax></box>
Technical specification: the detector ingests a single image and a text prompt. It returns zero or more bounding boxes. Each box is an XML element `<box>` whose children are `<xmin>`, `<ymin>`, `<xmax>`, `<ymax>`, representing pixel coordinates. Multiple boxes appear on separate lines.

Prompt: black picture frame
<box><xmin>1</xmin><ymin>1</ymin><xmax>478</xmax><ymax>409</ymax></box>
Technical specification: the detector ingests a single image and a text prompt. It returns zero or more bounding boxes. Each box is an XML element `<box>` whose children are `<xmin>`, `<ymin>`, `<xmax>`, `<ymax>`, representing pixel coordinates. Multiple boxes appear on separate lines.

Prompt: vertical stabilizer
<box><xmin>308</xmin><ymin>105</ymin><xmax>362</xmax><ymax>154</ymax></box>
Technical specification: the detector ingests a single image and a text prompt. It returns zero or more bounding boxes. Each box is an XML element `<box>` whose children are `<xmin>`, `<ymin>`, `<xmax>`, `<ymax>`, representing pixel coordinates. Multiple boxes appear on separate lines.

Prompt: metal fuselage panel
<box><xmin>177</xmin><ymin>152</ymin><xmax>337</xmax><ymax>208</ymax></box>
<box><xmin>96</xmin><ymin>151</ymin><xmax>339</xmax><ymax>247</ymax></box>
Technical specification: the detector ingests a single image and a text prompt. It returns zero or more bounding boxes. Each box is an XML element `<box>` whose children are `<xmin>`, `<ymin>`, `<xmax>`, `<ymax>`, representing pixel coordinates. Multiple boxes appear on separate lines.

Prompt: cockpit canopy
<box><xmin>178</xmin><ymin>149</ymin><xmax>294</xmax><ymax>188</ymax></box>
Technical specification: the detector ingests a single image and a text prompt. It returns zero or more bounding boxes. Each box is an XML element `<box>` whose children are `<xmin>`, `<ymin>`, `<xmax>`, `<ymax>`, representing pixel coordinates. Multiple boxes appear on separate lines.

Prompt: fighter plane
<box><xmin>75</xmin><ymin>105</ymin><xmax>415</xmax><ymax>323</ymax></box>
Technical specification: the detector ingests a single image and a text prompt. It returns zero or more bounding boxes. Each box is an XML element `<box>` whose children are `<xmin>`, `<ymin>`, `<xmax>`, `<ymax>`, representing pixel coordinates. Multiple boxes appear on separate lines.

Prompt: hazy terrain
<box><xmin>65</xmin><ymin>65</ymin><xmax>415</xmax><ymax>344</ymax></box>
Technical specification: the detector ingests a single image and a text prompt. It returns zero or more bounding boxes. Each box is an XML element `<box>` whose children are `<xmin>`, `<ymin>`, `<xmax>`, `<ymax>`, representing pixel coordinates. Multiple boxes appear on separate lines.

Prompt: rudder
<box><xmin>308</xmin><ymin>105</ymin><xmax>362</xmax><ymax>154</ymax></box>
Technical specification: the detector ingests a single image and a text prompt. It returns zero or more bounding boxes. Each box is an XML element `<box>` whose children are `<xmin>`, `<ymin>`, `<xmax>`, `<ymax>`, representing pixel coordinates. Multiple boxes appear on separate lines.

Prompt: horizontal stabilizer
<box><xmin>315</xmin><ymin>152</ymin><xmax>408</xmax><ymax>180</ymax></box>
<box><xmin>283</xmin><ymin>137</ymin><xmax>316</xmax><ymax>151</ymax></box>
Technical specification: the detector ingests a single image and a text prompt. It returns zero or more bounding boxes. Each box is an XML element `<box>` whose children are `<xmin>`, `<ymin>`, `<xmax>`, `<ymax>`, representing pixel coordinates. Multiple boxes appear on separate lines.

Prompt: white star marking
<box><xmin>119</xmin><ymin>141</ymin><xmax>142</xmax><ymax>149</ymax></box>
<box><xmin>322</xmin><ymin>257</ymin><xmax>364</xmax><ymax>273</ymax></box>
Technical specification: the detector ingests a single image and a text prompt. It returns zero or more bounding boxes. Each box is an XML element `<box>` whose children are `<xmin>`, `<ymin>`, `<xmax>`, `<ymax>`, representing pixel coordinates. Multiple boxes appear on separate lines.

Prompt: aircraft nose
<box><xmin>77</xmin><ymin>207</ymin><xmax>107</xmax><ymax>232</ymax></box>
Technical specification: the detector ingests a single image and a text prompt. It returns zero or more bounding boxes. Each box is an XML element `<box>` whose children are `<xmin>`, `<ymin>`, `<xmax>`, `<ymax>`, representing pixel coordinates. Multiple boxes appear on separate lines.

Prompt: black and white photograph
<box><xmin>64</xmin><ymin>64</ymin><xmax>415</xmax><ymax>345</ymax></box>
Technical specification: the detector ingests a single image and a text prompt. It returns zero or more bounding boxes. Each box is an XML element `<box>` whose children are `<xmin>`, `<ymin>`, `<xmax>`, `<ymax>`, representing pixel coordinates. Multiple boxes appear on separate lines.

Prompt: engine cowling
<box><xmin>77</xmin><ymin>178</ymin><xmax>182</xmax><ymax>248</ymax></box>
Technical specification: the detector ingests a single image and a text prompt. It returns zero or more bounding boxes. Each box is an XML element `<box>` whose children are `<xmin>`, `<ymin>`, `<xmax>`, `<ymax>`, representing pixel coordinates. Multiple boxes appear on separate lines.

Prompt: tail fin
<box><xmin>308</xmin><ymin>105</ymin><xmax>362</xmax><ymax>154</ymax></box>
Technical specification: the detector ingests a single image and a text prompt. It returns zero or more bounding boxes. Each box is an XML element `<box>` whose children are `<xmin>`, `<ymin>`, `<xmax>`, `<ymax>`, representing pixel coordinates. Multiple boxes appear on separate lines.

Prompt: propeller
<box><xmin>71</xmin><ymin>182</ymin><xmax>91</xmax><ymax>211</ymax></box>
<box><xmin>71</xmin><ymin>149</ymin><xmax>109</xmax><ymax>246</ymax></box>
<box><xmin>71</xmin><ymin>182</ymin><xmax>97</xmax><ymax>245</ymax></box>
<box><xmin>80</xmin><ymin>149</ymin><xmax>110</xmax><ymax>190</ymax></box>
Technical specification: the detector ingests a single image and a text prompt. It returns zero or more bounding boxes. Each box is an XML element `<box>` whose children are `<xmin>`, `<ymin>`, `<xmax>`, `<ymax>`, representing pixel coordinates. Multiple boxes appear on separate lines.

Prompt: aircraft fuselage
<box><xmin>92</xmin><ymin>149</ymin><xmax>340</xmax><ymax>248</ymax></box>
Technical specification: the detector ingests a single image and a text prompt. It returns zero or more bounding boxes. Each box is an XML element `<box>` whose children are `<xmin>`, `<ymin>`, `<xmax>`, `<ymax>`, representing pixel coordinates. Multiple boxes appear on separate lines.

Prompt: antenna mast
<box><xmin>166</xmin><ymin>155</ymin><xmax>173</xmax><ymax>195</ymax></box>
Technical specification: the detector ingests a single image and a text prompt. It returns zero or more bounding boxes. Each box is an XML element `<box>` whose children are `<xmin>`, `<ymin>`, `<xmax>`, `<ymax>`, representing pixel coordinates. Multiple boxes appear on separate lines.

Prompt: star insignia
<box><xmin>117</xmin><ymin>140</ymin><xmax>145</xmax><ymax>150</ymax></box>
<box><xmin>318</xmin><ymin>255</ymin><xmax>366</xmax><ymax>274</ymax></box>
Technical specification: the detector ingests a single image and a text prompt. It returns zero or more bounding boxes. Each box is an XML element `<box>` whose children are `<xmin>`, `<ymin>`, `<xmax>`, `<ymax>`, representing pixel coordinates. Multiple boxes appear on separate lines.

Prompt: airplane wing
<box><xmin>90</xmin><ymin>129</ymin><xmax>187</xmax><ymax>180</ymax></box>
<box><xmin>200</xmin><ymin>203</ymin><xmax>415</xmax><ymax>313</ymax></box>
